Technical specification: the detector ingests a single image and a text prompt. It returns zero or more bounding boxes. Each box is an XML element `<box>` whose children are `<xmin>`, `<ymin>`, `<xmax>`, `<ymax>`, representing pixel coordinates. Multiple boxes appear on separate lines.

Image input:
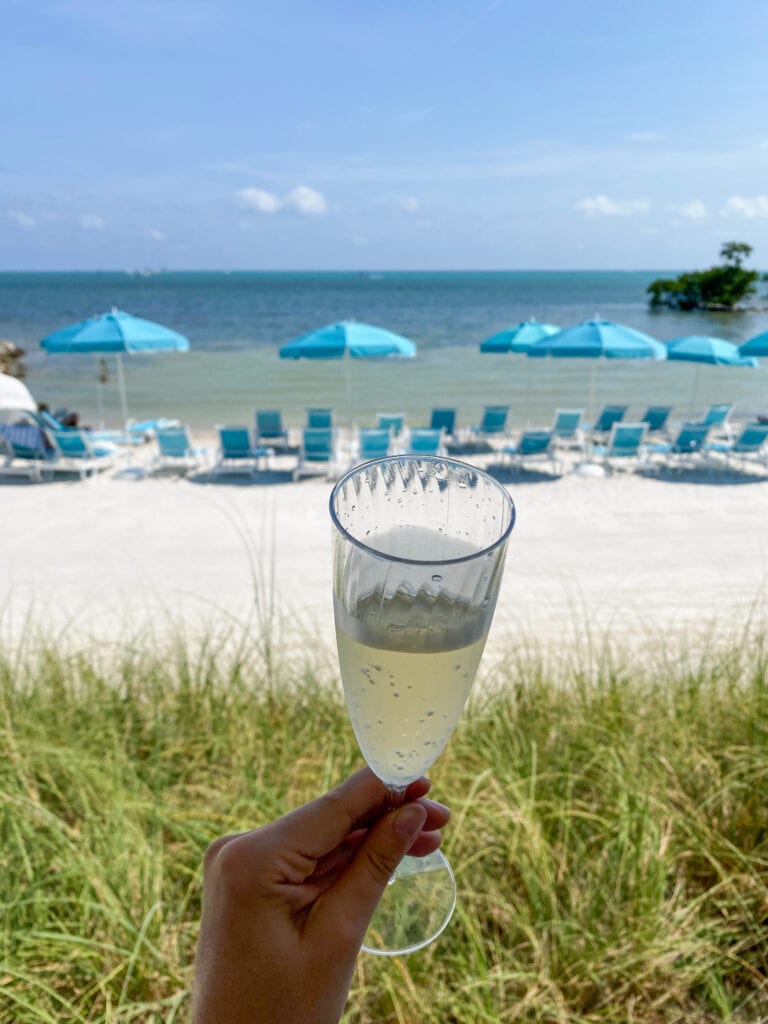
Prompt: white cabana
<box><xmin>0</xmin><ymin>373</ymin><xmax>36</xmax><ymax>414</ymax></box>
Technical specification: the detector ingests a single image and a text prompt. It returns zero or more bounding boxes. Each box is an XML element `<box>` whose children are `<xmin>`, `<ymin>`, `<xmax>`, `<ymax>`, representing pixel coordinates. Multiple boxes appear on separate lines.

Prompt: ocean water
<box><xmin>1</xmin><ymin>271</ymin><xmax>766</xmax><ymax>430</ymax></box>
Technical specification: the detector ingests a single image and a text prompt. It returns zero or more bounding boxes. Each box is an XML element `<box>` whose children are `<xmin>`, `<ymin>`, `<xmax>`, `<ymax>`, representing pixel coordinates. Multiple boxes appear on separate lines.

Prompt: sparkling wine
<box><xmin>335</xmin><ymin>588</ymin><xmax>488</xmax><ymax>787</ymax></box>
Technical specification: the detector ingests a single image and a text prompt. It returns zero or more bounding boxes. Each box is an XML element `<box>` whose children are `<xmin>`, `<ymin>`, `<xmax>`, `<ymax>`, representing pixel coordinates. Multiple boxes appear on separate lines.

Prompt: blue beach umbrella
<box><xmin>666</xmin><ymin>335</ymin><xmax>758</xmax><ymax>367</ymax></box>
<box><xmin>279</xmin><ymin>321</ymin><xmax>416</xmax><ymax>424</ymax></box>
<box><xmin>41</xmin><ymin>308</ymin><xmax>189</xmax><ymax>426</ymax></box>
<box><xmin>528</xmin><ymin>319</ymin><xmax>667</xmax><ymax>360</ymax></box>
<box><xmin>279</xmin><ymin>320</ymin><xmax>416</xmax><ymax>360</ymax></box>
<box><xmin>479</xmin><ymin>320</ymin><xmax>560</xmax><ymax>426</ymax></box>
<box><xmin>526</xmin><ymin>318</ymin><xmax>666</xmax><ymax>418</ymax></box>
<box><xmin>666</xmin><ymin>335</ymin><xmax>758</xmax><ymax>414</ymax></box>
<box><xmin>739</xmin><ymin>331</ymin><xmax>768</xmax><ymax>358</ymax></box>
<box><xmin>479</xmin><ymin>319</ymin><xmax>560</xmax><ymax>354</ymax></box>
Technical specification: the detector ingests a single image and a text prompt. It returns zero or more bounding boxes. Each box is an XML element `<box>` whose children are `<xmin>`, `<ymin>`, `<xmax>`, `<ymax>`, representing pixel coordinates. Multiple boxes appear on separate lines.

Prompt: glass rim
<box><xmin>329</xmin><ymin>454</ymin><xmax>516</xmax><ymax>567</ymax></box>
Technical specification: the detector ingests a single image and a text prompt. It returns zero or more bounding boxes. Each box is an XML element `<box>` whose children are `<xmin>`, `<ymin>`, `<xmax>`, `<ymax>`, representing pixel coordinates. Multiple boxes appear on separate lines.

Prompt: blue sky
<box><xmin>3</xmin><ymin>0</ymin><xmax>768</xmax><ymax>270</ymax></box>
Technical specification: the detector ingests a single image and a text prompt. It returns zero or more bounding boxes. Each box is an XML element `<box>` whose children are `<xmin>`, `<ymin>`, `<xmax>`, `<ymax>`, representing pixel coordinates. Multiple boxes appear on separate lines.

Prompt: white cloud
<box><xmin>146</xmin><ymin>228</ymin><xmax>165</xmax><ymax>240</ymax></box>
<box><xmin>400</xmin><ymin>196</ymin><xmax>420</xmax><ymax>214</ymax></box>
<box><xmin>574</xmin><ymin>195</ymin><xmax>650</xmax><ymax>217</ymax></box>
<box><xmin>234</xmin><ymin>184</ymin><xmax>328</xmax><ymax>216</ymax></box>
<box><xmin>627</xmin><ymin>131</ymin><xmax>665</xmax><ymax>144</ymax></box>
<box><xmin>669</xmin><ymin>200</ymin><xmax>708</xmax><ymax>222</ymax></box>
<box><xmin>80</xmin><ymin>213</ymin><xmax>106</xmax><ymax>230</ymax></box>
<box><xmin>7</xmin><ymin>209</ymin><xmax>36</xmax><ymax>229</ymax></box>
<box><xmin>235</xmin><ymin>187</ymin><xmax>282</xmax><ymax>213</ymax></box>
<box><xmin>723</xmin><ymin>194</ymin><xmax>768</xmax><ymax>218</ymax></box>
<box><xmin>284</xmin><ymin>185</ymin><xmax>327</xmax><ymax>215</ymax></box>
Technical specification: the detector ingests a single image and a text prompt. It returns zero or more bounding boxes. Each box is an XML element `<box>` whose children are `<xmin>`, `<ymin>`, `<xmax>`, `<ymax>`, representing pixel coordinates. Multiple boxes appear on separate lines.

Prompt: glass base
<box><xmin>361</xmin><ymin>849</ymin><xmax>457</xmax><ymax>956</ymax></box>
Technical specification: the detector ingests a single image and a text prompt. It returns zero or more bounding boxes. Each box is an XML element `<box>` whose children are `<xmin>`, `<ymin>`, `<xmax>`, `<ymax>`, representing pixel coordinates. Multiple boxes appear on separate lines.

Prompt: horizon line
<box><xmin>0</xmin><ymin>267</ymin><xmax>705</xmax><ymax>275</ymax></box>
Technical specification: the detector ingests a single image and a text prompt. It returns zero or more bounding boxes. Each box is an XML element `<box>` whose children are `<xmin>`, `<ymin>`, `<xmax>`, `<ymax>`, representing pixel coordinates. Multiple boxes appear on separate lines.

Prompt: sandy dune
<box><xmin>2</xmin><ymin>450</ymin><xmax>766</xmax><ymax>668</ymax></box>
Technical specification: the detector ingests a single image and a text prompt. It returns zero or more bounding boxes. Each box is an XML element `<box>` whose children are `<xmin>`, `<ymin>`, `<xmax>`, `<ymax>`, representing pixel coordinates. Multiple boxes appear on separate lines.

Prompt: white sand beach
<box><xmin>2</xmin><ymin>447</ymin><xmax>767</xmax><ymax>667</ymax></box>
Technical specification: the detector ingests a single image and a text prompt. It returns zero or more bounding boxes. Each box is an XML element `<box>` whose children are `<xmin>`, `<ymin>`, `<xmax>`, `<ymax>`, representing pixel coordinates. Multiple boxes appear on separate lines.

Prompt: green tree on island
<box><xmin>647</xmin><ymin>242</ymin><xmax>763</xmax><ymax>311</ymax></box>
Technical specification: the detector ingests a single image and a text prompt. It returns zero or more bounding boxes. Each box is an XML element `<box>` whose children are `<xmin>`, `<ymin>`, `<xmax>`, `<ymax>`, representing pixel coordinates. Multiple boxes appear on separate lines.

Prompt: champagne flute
<box><xmin>329</xmin><ymin>455</ymin><xmax>515</xmax><ymax>955</ymax></box>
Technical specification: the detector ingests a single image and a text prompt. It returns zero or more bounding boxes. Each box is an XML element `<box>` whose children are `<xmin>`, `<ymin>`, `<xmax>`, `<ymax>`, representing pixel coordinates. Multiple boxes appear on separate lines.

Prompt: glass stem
<box><xmin>384</xmin><ymin>784</ymin><xmax>407</xmax><ymax>812</ymax></box>
<box><xmin>384</xmin><ymin>785</ymin><xmax>409</xmax><ymax>884</ymax></box>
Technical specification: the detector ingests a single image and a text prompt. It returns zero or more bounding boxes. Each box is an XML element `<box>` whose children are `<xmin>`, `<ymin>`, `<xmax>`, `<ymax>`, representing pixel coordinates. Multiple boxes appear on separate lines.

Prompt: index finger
<box><xmin>264</xmin><ymin>767</ymin><xmax>431</xmax><ymax>860</ymax></box>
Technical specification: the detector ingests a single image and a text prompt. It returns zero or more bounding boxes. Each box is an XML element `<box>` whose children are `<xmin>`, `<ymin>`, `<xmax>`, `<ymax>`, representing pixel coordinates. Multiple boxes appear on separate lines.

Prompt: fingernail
<box><xmin>393</xmin><ymin>803</ymin><xmax>427</xmax><ymax>841</ymax></box>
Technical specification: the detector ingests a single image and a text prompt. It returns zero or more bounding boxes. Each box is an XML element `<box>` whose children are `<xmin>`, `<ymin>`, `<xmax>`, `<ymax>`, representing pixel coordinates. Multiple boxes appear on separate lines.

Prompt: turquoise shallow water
<box><xmin>1</xmin><ymin>271</ymin><xmax>766</xmax><ymax>430</ymax></box>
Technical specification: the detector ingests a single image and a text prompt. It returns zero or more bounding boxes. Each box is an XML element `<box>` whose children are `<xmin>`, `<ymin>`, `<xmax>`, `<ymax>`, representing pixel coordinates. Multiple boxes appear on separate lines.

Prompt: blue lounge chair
<box><xmin>306</xmin><ymin>408</ymin><xmax>333</xmax><ymax>429</ymax></box>
<box><xmin>429</xmin><ymin>408</ymin><xmax>456</xmax><ymax>438</ymax></box>
<box><xmin>406</xmin><ymin>429</ymin><xmax>447</xmax><ymax>457</ymax></box>
<box><xmin>293</xmin><ymin>428</ymin><xmax>337</xmax><ymax>480</ymax></box>
<box><xmin>704</xmin><ymin>422</ymin><xmax>768</xmax><ymax>472</ymax></box>
<box><xmin>469</xmin><ymin>405</ymin><xmax>510</xmax><ymax>444</ymax></box>
<box><xmin>551</xmin><ymin>409</ymin><xmax>584</xmax><ymax>449</ymax></box>
<box><xmin>689</xmin><ymin>403</ymin><xmax>734</xmax><ymax>441</ymax></box>
<box><xmin>255</xmin><ymin>409</ymin><xmax>290</xmax><ymax>450</ymax></box>
<box><xmin>48</xmin><ymin>429</ymin><xmax>119</xmax><ymax>479</ymax></box>
<box><xmin>502</xmin><ymin>430</ymin><xmax>561</xmax><ymax>473</ymax></box>
<box><xmin>213</xmin><ymin>426</ymin><xmax>272</xmax><ymax>477</ymax></box>
<box><xmin>355</xmin><ymin>429</ymin><xmax>392</xmax><ymax>464</ymax></box>
<box><xmin>38</xmin><ymin>408</ymin><xmax>158</xmax><ymax>446</ymax></box>
<box><xmin>640</xmin><ymin>405</ymin><xmax>673</xmax><ymax>435</ymax></box>
<box><xmin>591</xmin><ymin>422</ymin><xmax>648</xmax><ymax>472</ymax></box>
<box><xmin>126</xmin><ymin>417</ymin><xmax>181</xmax><ymax>441</ymax></box>
<box><xmin>588</xmin><ymin>405</ymin><xmax>628</xmax><ymax>438</ymax></box>
<box><xmin>376</xmin><ymin>413</ymin><xmax>406</xmax><ymax>439</ymax></box>
<box><xmin>646</xmin><ymin>423</ymin><xmax>711</xmax><ymax>472</ymax></box>
<box><xmin>37</xmin><ymin>409</ymin><xmax>70</xmax><ymax>432</ymax></box>
<box><xmin>0</xmin><ymin>422</ymin><xmax>53</xmax><ymax>481</ymax></box>
<box><xmin>151</xmin><ymin>426</ymin><xmax>206</xmax><ymax>474</ymax></box>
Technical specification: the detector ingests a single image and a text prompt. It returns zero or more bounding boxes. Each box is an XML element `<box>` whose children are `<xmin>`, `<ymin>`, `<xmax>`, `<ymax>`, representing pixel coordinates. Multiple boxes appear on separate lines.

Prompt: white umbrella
<box><xmin>0</xmin><ymin>373</ymin><xmax>36</xmax><ymax>414</ymax></box>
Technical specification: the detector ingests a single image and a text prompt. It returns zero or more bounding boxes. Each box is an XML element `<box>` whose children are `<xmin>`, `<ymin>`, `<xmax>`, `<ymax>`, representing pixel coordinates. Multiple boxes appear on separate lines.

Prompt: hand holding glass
<box><xmin>330</xmin><ymin>456</ymin><xmax>515</xmax><ymax>954</ymax></box>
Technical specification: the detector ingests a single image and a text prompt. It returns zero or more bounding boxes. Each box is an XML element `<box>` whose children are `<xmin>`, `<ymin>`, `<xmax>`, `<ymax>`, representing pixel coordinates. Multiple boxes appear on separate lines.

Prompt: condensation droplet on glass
<box><xmin>431</xmin><ymin>574</ymin><xmax>442</xmax><ymax>585</ymax></box>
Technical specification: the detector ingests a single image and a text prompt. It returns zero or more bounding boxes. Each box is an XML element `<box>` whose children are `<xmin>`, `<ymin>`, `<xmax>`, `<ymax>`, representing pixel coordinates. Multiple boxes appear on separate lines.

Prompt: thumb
<box><xmin>317</xmin><ymin>802</ymin><xmax>428</xmax><ymax>939</ymax></box>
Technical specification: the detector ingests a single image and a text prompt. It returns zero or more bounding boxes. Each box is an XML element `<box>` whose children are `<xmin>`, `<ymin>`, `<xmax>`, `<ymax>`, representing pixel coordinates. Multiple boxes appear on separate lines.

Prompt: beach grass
<box><xmin>1</xmin><ymin>628</ymin><xmax>767</xmax><ymax>1023</ymax></box>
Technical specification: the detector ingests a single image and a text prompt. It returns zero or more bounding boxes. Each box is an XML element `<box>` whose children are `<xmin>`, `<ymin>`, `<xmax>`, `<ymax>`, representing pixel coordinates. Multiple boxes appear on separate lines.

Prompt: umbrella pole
<box><xmin>344</xmin><ymin>355</ymin><xmax>356</xmax><ymax>460</ymax></box>
<box><xmin>345</xmin><ymin>355</ymin><xmax>352</xmax><ymax>428</ymax></box>
<box><xmin>116</xmin><ymin>353</ymin><xmax>129</xmax><ymax>428</ymax></box>
<box><xmin>589</xmin><ymin>361</ymin><xmax>597</xmax><ymax>422</ymax></box>
<box><xmin>689</xmin><ymin>365</ymin><xmax>701</xmax><ymax>418</ymax></box>
<box><xmin>96</xmin><ymin>382</ymin><xmax>105</xmax><ymax>429</ymax></box>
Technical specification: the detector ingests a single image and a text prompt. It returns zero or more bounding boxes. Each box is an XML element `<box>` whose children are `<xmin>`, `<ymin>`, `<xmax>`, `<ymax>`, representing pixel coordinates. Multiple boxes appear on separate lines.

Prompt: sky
<box><xmin>3</xmin><ymin>0</ymin><xmax>768</xmax><ymax>271</ymax></box>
